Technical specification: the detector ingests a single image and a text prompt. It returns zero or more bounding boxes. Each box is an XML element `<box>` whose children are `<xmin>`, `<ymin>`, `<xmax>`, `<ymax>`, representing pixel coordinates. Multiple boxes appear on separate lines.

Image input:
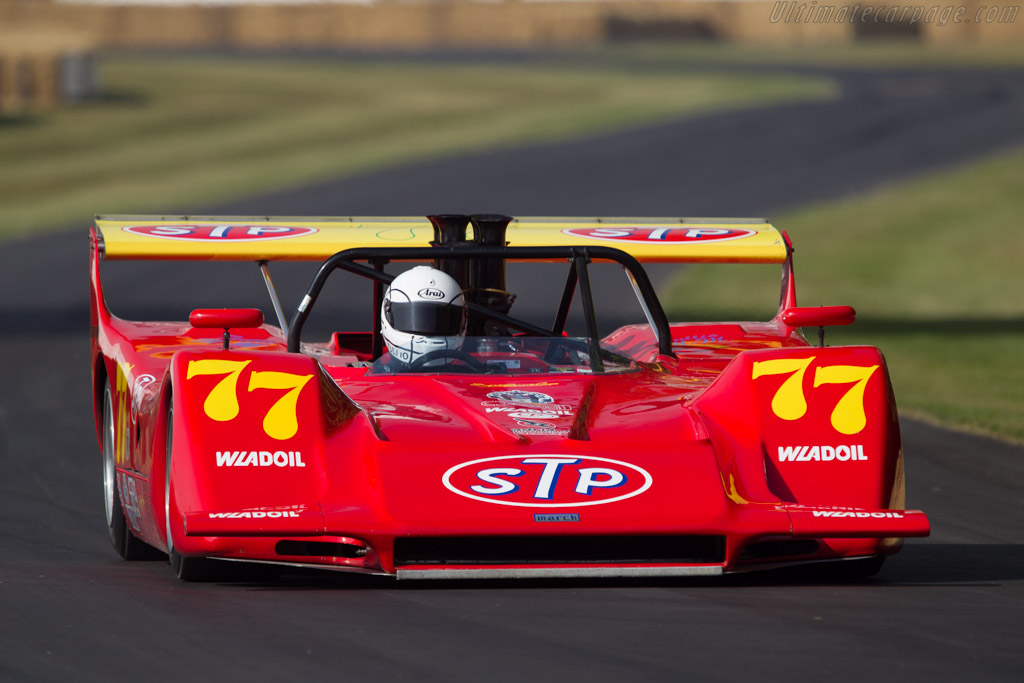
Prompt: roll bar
<box><xmin>287</xmin><ymin>245</ymin><xmax>674</xmax><ymax>358</ymax></box>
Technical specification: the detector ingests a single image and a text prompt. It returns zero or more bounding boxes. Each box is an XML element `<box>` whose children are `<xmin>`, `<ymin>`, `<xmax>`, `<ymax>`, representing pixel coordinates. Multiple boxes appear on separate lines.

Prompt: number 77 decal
<box><xmin>248</xmin><ymin>371</ymin><xmax>313</xmax><ymax>440</ymax></box>
<box><xmin>752</xmin><ymin>358</ymin><xmax>879</xmax><ymax>435</ymax></box>
<box><xmin>186</xmin><ymin>359</ymin><xmax>313</xmax><ymax>440</ymax></box>
<box><xmin>813</xmin><ymin>364</ymin><xmax>878</xmax><ymax>435</ymax></box>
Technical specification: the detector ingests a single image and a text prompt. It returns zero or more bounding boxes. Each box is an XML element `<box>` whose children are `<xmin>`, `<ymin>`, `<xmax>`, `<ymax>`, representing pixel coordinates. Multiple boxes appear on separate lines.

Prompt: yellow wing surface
<box><xmin>95</xmin><ymin>216</ymin><xmax>786</xmax><ymax>264</ymax></box>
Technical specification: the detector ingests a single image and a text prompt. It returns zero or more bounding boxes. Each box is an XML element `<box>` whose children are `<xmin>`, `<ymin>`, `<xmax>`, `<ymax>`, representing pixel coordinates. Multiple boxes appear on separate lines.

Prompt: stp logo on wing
<box><xmin>123</xmin><ymin>224</ymin><xmax>317</xmax><ymax>242</ymax></box>
<box><xmin>443</xmin><ymin>455</ymin><xmax>652</xmax><ymax>508</ymax></box>
<box><xmin>563</xmin><ymin>227</ymin><xmax>755</xmax><ymax>243</ymax></box>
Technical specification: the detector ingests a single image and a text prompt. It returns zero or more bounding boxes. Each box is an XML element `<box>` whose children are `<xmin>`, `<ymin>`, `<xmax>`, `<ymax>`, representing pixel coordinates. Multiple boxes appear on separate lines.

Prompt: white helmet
<box><xmin>381</xmin><ymin>266</ymin><xmax>466</xmax><ymax>365</ymax></box>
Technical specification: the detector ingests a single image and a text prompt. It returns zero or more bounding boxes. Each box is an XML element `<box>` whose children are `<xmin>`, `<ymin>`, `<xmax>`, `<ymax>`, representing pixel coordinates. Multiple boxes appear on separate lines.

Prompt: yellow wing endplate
<box><xmin>95</xmin><ymin>216</ymin><xmax>787</xmax><ymax>264</ymax></box>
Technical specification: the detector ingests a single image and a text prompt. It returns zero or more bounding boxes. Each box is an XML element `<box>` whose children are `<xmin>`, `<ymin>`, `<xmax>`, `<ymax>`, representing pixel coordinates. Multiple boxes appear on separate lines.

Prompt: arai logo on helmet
<box><xmin>417</xmin><ymin>287</ymin><xmax>446</xmax><ymax>300</ymax></box>
<box><xmin>563</xmin><ymin>227</ymin><xmax>756</xmax><ymax>243</ymax></box>
<box><xmin>443</xmin><ymin>455</ymin><xmax>652</xmax><ymax>508</ymax></box>
<box><xmin>122</xmin><ymin>224</ymin><xmax>318</xmax><ymax>242</ymax></box>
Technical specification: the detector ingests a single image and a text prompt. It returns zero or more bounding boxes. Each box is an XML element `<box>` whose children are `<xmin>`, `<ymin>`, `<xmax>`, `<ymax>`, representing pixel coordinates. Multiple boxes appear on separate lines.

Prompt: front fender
<box><xmin>166</xmin><ymin>349</ymin><xmax>359</xmax><ymax>555</ymax></box>
<box><xmin>695</xmin><ymin>345</ymin><xmax>903</xmax><ymax>511</ymax></box>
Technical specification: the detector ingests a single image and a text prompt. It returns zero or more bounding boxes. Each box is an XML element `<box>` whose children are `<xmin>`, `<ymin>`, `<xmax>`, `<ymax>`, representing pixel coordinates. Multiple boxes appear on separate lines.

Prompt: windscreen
<box><xmin>368</xmin><ymin>336</ymin><xmax>638</xmax><ymax>376</ymax></box>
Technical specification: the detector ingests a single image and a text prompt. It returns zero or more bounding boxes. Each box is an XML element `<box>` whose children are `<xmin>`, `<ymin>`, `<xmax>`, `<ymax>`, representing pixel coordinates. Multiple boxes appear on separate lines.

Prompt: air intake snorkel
<box><xmin>467</xmin><ymin>214</ymin><xmax>516</xmax><ymax>336</ymax></box>
<box><xmin>427</xmin><ymin>214</ymin><xmax>472</xmax><ymax>287</ymax></box>
<box><xmin>427</xmin><ymin>213</ymin><xmax>516</xmax><ymax>336</ymax></box>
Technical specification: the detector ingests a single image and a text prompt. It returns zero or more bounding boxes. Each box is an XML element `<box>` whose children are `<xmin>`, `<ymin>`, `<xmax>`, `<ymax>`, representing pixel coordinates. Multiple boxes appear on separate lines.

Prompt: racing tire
<box><xmin>163</xmin><ymin>404</ymin><xmax>277</xmax><ymax>582</ymax></box>
<box><xmin>171</xmin><ymin>553</ymin><xmax>283</xmax><ymax>583</ymax></box>
<box><xmin>102</xmin><ymin>381</ymin><xmax>162</xmax><ymax>561</ymax></box>
<box><xmin>169</xmin><ymin>548</ymin><xmax>226</xmax><ymax>583</ymax></box>
<box><xmin>164</xmin><ymin>403</ymin><xmax>225</xmax><ymax>582</ymax></box>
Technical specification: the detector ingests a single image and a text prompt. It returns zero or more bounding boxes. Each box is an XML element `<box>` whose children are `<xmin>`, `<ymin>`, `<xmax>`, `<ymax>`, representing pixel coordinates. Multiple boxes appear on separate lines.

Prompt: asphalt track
<box><xmin>2</xmin><ymin>60</ymin><xmax>1023</xmax><ymax>682</ymax></box>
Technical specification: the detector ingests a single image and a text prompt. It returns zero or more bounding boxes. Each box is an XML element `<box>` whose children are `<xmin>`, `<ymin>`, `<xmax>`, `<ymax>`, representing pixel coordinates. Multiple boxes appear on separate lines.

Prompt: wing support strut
<box><xmin>258</xmin><ymin>261</ymin><xmax>289</xmax><ymax>337</ymax></box>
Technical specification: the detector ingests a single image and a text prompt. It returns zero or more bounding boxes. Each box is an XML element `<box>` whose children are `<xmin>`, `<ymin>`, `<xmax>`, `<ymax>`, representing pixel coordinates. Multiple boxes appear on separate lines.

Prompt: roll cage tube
<box><xmin>573</xmin><ymin>252</ymin><xmax>604</xmax><ymax>374</ymax></box>
<box><xmin>551</xmin><ymin>265</ymin><xmax>578</xmax><ymax>336</ymax></box>
<box><xmin>287</xmin><ymin>245</ymin><xmax>675</xmax><ymax>358</ymax></box>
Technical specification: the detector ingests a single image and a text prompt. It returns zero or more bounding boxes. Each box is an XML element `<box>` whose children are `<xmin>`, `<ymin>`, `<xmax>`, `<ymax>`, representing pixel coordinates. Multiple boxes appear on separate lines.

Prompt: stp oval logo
<box><xmin>443</xmin><ymin>455</ymin><xmax>652</xmax><ymax>508</ymax></box>
<box><xmin>123</xmin><ymin>224</ymin><xmax>317</xmax><ymax>242</ymax></box>
<box><xmin>563</xmin><ymin>227</ymin><xmax>755</xmax><ymax>243</ymax></box>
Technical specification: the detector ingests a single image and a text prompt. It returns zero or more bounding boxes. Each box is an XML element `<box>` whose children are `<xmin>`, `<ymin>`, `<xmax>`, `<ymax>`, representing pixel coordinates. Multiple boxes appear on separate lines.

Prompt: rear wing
<box><xmin>94</xmin><ymin>216</ymin><xmax>787</xmax><ymax>264</ymax></box>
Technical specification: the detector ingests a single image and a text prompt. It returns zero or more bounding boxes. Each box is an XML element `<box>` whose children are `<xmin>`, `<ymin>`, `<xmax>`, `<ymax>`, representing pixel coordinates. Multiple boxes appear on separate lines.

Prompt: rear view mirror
<box><xmin>189</xmin><ymin>308</ymin><xmax>264</xmax><ymax>349</ymax></box>
<box><xmin>189</xmin><ymin>308</ymin><xmax>264</xmax><ymax>330</ymax></box>
<box><xmin>780</xmin><ymin>306</ymin><xmax>856</xmax><ymax>347</ymax></box>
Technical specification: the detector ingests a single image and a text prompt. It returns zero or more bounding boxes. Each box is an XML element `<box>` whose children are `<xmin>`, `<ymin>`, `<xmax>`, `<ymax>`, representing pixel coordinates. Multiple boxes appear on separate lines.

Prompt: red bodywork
<box><xmin>90</xmin><ymin>226</ymin><xmax>928</xmax><ymax>580</ymax></box>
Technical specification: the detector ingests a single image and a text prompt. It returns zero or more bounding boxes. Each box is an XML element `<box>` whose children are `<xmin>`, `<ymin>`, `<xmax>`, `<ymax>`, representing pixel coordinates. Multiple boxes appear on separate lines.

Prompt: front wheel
<box><xmin>164</xmin><ymin>403</ymin><xmax>223</xmax><ymax>582</ymax></box>
<box><xmin>102</xmin><ymin>381</ymin><xmax>160</xmax><ymax>560</ymax></box>
<box><xmin>169</xmin><ymin>546</ymin><xmax>225</xmax><ymax>582</ymax></box>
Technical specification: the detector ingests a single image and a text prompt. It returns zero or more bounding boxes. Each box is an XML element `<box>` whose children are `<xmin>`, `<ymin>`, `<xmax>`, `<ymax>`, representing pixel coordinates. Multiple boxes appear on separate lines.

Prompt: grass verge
<box><xmin>0</xmin><ymin>54</ymin><xmax>834</xmax><ymax>238</ymax></box>
<box><xmin>663</xmin><ymin>147</ymin><xmax>1024</xmax><ymax>443</ymax></box>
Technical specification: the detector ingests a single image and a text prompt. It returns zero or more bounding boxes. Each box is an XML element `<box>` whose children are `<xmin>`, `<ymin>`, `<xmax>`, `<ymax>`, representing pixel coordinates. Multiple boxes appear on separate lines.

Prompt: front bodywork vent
<box><xmin>394</xmin><ymin>535</ymin><xmax>725</xmax><ymax>566</ymax></box>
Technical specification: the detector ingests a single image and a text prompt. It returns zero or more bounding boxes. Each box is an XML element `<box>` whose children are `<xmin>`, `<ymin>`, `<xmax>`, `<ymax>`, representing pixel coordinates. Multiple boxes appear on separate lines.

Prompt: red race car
<box><xmin>90</xmin><ymin>214</ymin><xmax>928</xmax><ymax>581</ymax></box>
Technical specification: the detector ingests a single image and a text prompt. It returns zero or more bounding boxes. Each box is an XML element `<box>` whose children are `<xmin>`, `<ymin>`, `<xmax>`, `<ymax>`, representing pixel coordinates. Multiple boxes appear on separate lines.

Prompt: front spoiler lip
<box><xmin>209</xmin><ymin>556</ymin><xmax>884</xmax><ymax>580</ymax></box>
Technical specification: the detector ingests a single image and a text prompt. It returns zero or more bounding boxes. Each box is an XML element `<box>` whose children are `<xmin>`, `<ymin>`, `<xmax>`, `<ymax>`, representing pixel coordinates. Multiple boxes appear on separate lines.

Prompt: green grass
<box><xmin>663</xmin><ymin>147</ymin><xmax>1024</xmax><ymax>443</ymax></box>
<box><xmin>0</xmin><ymin>55</ymin><xmax>835</xmax><ymax>237</ymax></box>
<box><xmin>834</xmin><ymin>324</ymin><xmax>1024</xmax><ymax>442</ymax></box>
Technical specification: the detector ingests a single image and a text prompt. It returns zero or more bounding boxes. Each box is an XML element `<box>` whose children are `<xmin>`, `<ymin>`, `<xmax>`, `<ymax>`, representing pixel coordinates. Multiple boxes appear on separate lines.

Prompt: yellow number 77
<box><xmin>248</xmin><ymin>371</ymin><xmax>313</xmax><ymax>440</ymax></box>
<box><xmin>186</xmin><ymin>359</ymin><xmax>313</xmax><ymax>440</ymax></box>
<box><xmin>752</xmin><ymin>359</ymin><xmax>879</xmax><ymax>435</ymax></box>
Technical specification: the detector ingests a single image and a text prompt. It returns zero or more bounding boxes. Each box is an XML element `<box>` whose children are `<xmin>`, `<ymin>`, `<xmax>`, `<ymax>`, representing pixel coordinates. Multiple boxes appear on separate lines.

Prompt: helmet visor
<box><xmin>386</xmin><ymin>301</ymin><xmax>463</xmax><ymax>336</ymax></box>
